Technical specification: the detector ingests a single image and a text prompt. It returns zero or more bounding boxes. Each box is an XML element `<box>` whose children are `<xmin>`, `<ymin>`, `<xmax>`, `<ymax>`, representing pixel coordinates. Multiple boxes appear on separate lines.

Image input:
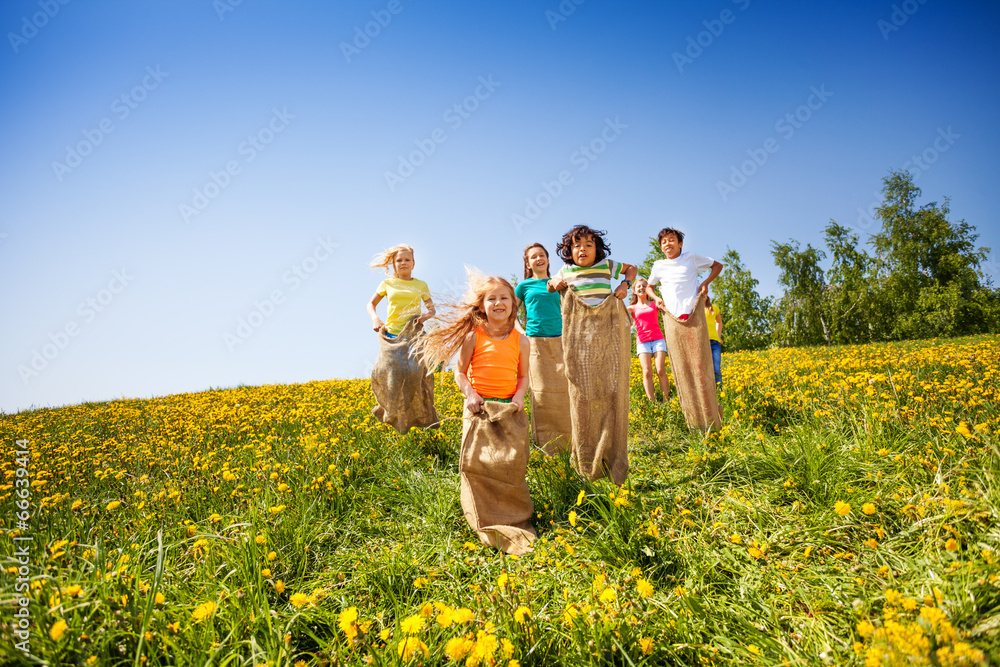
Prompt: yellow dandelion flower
<box><xmin>945</xmin><ymin>538</ymin><xmax>959</xmax><ymax>552</ymax></box>
<box><xmin>397</xmin><ymin>637</ymin><xmax>429</xmax><ymax>661</ymax></box>
<box><xmin>834</xmin><ymin>501</ymin><xmax>851</xmax><ymax>516</ymax></box>
<box><xmin>857</xmin><ymin>620</ymin><xmax>875</xmax><ymax>637</ymax></box>
<box><xmin>255</xmin><ymin>534</ymin><xmax>266</xmax><ymax>545</ymax></box>
<box><xmin>192</xmin><ymin>601</ymin><xmax>216</xmax><ymax>621</ymax></box>
<box><xmin>576</xmin><ymin>490</ymin><xmax>585</xmax><ymax>506</ymax></box>
<box><xmin>568</xmin><ymin>510</ymin><xmax>577</xmax><ymax>527</ymax></box>
<box><xmin>513</xmin><ymin>606</ymin><xmax>531</xmax><ymax>624</ymax></box>
<box><xmin>50</xmin><ymin>619</ymin><xmax>68</xmax><ymax>641</ymax></box>
<box><xmin>599</xmin><ymin>587</ymin><xmax>617</xmax><ymax>604</ymax></box>
<box><xmin>274</xmin><ymin>580</ymin><xmax>285</xmax><ymax>593</ymax></box>
<box><xmin>452</xmin><ymin>607</ymin><xmax>474</xmax><ymax>624</ymax></box>
<box><xmin>400</xmin><ymin>614</ymin><xmax>424</xmax><ymax>634</ymax></box>
<box><xmin>636</xmin><ymin>578</ymin><xmax>654</xmax><ymax>599</ymax></box>
<box><xmin>338</xmin><ymin>606</ymin><xmax>359</xmax><ymax>639</ymax></box>
<box><xmin>154</xmin><ymin>592</ymin><xmax>165</xmax><ymax>604</ymax></box>
<box><xmin>445</xmin><ymin>636</ymin><xmax>474</xmax><ymax>661</ymax></box>
<box><xmin>289</xmin><ymin>593</ymin><xmax>309</xmax><ymax>608</ymax></box>
<box><xmin>747</xmin><ymin>644</ymin><xmax>760</xmax><ymax>656</ymax></box>
<box><xmin>105</xmin><ymin>501</ymin><xmax>121</xmax><ymax>511</ymax></box>
<box><xmin>639</xmin><ymin>637</ymin><xmax>653</xmax><ymax>655</ymax></box>
<box><xmin>71</xmin><ymin>499</ymin><xmax>83</xmax><ymax>511</ymax></box>
<box><xmin>862</xmin><ymin>503</ymin><xmax>877</xmax><ymax>515</ymax></box>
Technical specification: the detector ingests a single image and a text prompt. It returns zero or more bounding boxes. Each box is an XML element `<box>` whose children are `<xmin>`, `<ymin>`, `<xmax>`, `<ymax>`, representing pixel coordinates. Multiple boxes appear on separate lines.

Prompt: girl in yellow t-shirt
<box><xmin>367</xmin><ymin>244</ymin><xmax>435</xmax><ymax>337</ymax></box>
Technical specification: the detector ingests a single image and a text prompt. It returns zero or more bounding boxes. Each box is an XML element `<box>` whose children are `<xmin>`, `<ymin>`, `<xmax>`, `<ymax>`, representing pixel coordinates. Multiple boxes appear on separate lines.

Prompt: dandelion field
<box><xmin>2</xmin><ymin>335</ymin><xmax>999</xmax><ymax>666</ymax></box>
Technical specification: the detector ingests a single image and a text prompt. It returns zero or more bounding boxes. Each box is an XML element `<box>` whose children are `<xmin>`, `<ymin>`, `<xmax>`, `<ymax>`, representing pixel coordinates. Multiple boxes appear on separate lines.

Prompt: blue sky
<box><xmin>2</xmin><ymin>0</ymin><xmax>998</xmax><ymax>413</ymax></box>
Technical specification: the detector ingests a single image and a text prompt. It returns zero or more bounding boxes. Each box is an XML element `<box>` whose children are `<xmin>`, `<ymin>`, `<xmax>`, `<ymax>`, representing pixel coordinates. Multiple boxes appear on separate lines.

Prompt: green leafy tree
<box><xmin>711</xmin><ymin>248</ymin><xmax>772</xmax><ymax>351</ymax></box>
<box><xmin>638</xmin><ymin>236</ymin><xmax>665</xmax><ymax>280</ymax></box>
<box><xmin>872</xmin><ymin>170</ymin><xmax>993</xmax><ymax>338</ymax></box>
<box><xmin>770</xmin><ymin>240</ymin><xmax>828</xmax><ymax>346</ymax></box>
<box><xmin>822</xmin><ymin>221</ymin><xmax>881</xmax><ymax>343</ymax></box>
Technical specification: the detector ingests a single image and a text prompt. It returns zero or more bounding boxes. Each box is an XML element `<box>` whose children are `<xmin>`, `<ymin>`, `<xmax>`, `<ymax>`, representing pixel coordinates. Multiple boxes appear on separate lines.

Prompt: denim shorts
<box><xmin>636</xmin><ymin>338</ymin><xmax>667</xmax><ymax>355</ymax></box>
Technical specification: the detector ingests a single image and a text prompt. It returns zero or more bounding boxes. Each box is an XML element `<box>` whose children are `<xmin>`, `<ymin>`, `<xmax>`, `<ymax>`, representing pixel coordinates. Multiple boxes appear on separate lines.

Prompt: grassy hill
<box><xmin>1</xmin><ymin>336</ymin><xmax>998</xmax><ymax>665</ymax></box>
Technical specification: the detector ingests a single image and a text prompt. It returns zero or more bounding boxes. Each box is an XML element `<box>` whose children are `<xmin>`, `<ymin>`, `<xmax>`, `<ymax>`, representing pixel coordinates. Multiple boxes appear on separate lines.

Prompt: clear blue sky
<box><xmin>2</xmin><ymin>0</ymin><xmax>998</xmax><ymax>413</ymax></box>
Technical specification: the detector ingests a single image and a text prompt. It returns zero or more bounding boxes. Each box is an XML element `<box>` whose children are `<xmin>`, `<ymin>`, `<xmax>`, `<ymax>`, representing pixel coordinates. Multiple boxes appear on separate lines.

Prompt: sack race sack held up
<box><xmin>460</xmin><ymin>401</ymin><xmax>537</xmax><ymax>555</ymax></box>
<box><xmin>560</xmin><ymin>289</ymin><xmax>631</xmax><ymax>486</ymax></box>
<box><xmin>662</xmin><ymin>294</ymin><xmax>723</xmax><ymax>431</ymax></box>
<box><xmin>527</xmin><ymin>336</ymin><xmax>573</xmax><ymax>455</ymax></box>
<box><xmin>370</xmin><ymin>317</ymin><xmax>439</xmax><ymax>434</ymax></box>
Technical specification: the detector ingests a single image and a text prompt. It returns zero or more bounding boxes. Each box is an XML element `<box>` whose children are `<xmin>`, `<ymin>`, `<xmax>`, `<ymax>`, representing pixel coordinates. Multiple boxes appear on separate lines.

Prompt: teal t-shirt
<box><xmin>515</xmin><ymin>278</ymin><xmax>562</xmax><ymax>337</ymax></box>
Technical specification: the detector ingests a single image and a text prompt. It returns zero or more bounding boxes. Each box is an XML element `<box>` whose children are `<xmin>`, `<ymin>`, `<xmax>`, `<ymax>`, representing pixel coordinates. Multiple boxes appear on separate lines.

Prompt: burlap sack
<box><xmin>527</xmin><ymin>336</ymin><xmax>573</xmax><ymax>456</ymax></box>
<box><xmin>560</xmin><ymin>289</ymin><xmax>630</xmax><ymax>485</ymax></box>
<box><xmin>370</xmin><ymin>318</ymin><xmax>439</xmax><ymax>434</ymax></box>
<box><xmin>460</xmin><ymin>401</ymin><xmax>537</xmax><ymax>555</ymax></box>
<box><xmin>662</xmin><ymin>294</ymin><xmax>723</xmax><ymax>431</ymax></box>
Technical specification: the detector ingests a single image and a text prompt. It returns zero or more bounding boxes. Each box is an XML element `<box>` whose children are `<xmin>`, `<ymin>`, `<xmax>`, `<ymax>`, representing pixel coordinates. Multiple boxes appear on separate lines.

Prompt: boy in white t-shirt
<box><xmin>646</xmin><ymin>227</ymin><xmax>723</xmax><ymax>320</ymax></box>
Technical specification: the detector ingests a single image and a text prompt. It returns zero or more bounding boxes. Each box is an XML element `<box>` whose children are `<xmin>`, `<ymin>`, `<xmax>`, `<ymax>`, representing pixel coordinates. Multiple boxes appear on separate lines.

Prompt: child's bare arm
<box><xmin>367</xmin><ymin>292</ymin><xmax>385</xmax><ymax>332</ymax></box>
<box><xmin>699</xmin><ymin>261</ymin><xmax>724</xmax><ymax>297</ymax></box>
<box><xmin>511</xmin><ymin>335</ymin><xmax>530</xmax><ymax>411</ymax></box>
<box><xmin>454</xmin><ymin>331</ymin><xmax>484</xmax><ymax>413</ymax></box>
<box><xmin>644</xmin><ymin>283</ymin><xmax>664</xmax><ymax>309</ymax></box>
<box><xmin>613</xmin><ymin>263</ymin><xmax>639</xmax><ymax>299</ymax></box>
<box><xmin>418</xmin><ymin>296</ymin><xmax>436</xmax><ymax>324</ymax></box>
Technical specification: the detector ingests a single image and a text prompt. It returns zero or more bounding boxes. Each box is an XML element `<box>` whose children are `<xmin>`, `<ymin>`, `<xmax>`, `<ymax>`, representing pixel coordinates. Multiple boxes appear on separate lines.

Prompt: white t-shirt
<box><xmin>648</xmin><ymin>251</ymin><xmax>715</xmax><ymax>317</ymax></box>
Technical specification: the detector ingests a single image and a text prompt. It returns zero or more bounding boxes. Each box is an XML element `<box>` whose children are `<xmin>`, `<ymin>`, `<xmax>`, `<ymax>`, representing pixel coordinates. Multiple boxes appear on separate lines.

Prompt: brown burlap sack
<box><xmin>662</xmin><ymin>294</ymin><xmax>723</xmax><ymax>431</ymax></box>
<box><xmin>370</xmin><ymin>318</ymin><xmax>439</xmax><ymax>434</ymax></box>
<box><xmin>560</xmin><ymin>289</ymin><xmax>630</xmax><ymax>485</ymax></box>
<box><xmin>527</xmin><ymin>336</ymin><xmax>573</xmax><ymax>456</ymax></box>
<box><xmin>460</xmin><ymin>401</ymin><xmax>537</xmax><ymax>555</ymax></box>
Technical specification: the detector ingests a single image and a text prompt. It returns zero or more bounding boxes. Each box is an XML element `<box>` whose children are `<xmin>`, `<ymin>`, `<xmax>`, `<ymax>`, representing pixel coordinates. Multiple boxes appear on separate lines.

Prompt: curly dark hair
<box><xmin>556</xmin><ymin>225</ymin><xmax>610</xmax><ymax>266</ymax></box>
<box><xmin>656</xmin><ymin>227</ymin><xmax>685</xmax><ymax>245</ymax></box>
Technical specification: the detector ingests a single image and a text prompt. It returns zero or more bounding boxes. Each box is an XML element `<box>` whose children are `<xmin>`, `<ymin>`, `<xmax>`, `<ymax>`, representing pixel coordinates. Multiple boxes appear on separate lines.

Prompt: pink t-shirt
<box><xmin>630</xmin><ymin>302</ymin><xmax>664</xmax><ymax>343</ymax></box>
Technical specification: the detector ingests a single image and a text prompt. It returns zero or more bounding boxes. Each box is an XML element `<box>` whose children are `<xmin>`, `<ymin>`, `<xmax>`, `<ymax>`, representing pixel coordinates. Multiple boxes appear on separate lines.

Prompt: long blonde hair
<box><xmin>370</xmin><ymin>244</ymin><xmax>415</xmax><ymax>277</ymax></box>
<box><xmin>413</xmin><ymin>270</ymin><xmax>518</xmax><ymax>369</ymax></box>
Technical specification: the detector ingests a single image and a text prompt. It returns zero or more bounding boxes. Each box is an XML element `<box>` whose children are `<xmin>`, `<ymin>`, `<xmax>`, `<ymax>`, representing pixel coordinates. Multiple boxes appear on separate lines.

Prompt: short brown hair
<box><xmin>656</xmin><ymin>228</ymin><xmax>685</xmax><ymax>245</ymax></box>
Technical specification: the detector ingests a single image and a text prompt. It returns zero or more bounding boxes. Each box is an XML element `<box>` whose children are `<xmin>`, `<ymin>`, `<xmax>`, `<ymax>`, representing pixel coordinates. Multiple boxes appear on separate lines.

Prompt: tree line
<box><xmin>640</xmin><ymin>169</ymin><xmax>1000</xmax><ymax>350</ymax></box>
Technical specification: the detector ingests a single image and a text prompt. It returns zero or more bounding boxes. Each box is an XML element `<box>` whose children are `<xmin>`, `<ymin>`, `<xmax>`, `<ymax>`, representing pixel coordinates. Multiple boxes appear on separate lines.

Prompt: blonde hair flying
<box><xmin>370</xmin><ymin>244</ymin><xmax>415</xmax><ymax>277</ymax></box>
<box><xmin>412</xmin><ymin>268</ymin><xmax>518</xmax><ymax>370</ymax></box>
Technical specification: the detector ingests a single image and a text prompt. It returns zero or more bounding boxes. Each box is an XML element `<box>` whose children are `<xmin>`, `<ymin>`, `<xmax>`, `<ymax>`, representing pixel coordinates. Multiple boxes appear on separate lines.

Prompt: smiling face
<box><xmin>482</xmin><ymin>285</ymin><xmax>515</xmax><ymax>327</ymax></box>
<box><xmin>634</xmin><ymin>277</ymin><xmax>648</xmax><ymax>294</ymax></box>
<box><xmin>659</xmin><ymin>233</ymin><xmax>682</xmax><ymax>259</ymax></box>
<box><xmin>571</xmin><ymin>234</ymin><xmax>597</xmax><ymax>267</ymax></box>
<box><xmin>392</xmin><ymin>250</ymin><xmax>414</xmax><ymax>278</ymax></box>
<box><xmin>526</xmin><ymin>246</ymin><xmax>549</xmax><ymax>278</ymax></box>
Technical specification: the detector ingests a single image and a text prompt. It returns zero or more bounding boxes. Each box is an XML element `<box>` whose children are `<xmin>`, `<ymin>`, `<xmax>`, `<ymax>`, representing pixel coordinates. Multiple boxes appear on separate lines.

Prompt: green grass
<box><xmin>1</xmin><ymin>336</ymin><xmax>998</xmax><ymax>665</ymax></box>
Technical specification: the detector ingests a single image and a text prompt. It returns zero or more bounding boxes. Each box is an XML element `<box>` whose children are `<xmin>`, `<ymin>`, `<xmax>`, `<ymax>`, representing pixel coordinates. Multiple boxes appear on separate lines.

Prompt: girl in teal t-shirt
<box><xmin>516</xmin><ymin>243</ymin><xmax>572</xmax><ymax>454</ymax></box>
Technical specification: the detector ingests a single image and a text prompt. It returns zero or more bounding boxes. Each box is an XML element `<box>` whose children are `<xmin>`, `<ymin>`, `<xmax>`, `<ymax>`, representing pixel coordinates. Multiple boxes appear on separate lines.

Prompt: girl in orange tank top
<box><xmin>412</xmin><ymin>273</ymin><xmax>528</xmax><ymax>411</ymax></box>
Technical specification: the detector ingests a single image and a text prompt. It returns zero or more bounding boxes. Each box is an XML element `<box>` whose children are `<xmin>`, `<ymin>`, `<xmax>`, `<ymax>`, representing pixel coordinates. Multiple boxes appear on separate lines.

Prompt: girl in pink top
<box><xmin>627</xmin><ymin>276</ymin><xmax>671</xmax><ymax>402</ymax></box>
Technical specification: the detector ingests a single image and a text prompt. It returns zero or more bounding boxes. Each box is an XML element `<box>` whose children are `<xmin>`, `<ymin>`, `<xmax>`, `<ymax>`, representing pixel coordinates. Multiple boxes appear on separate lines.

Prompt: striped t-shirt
<box><xmin>558</xmin><ymin>259</ymin><xmax>623</xmax><ymax>307</ymax></box>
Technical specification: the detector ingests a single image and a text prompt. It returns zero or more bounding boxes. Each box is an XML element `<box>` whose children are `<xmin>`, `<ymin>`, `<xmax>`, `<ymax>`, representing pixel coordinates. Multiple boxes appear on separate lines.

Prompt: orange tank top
<box><xmin>466</xmin><ymin>327</ymin><xmax>520</xmax><ymax>399</ymax></box>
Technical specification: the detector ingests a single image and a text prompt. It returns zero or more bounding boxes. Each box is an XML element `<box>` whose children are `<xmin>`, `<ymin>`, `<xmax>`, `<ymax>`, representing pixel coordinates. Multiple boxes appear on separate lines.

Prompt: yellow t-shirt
<box><xmin>705</xmin><ymin>304</ymin><xmax>721</xmax><ymax>343</ymax></box>
<box><xmin>378</xmin><ymin>278</ymin><xmax>430</xmax><ymax>335</ymax></box>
